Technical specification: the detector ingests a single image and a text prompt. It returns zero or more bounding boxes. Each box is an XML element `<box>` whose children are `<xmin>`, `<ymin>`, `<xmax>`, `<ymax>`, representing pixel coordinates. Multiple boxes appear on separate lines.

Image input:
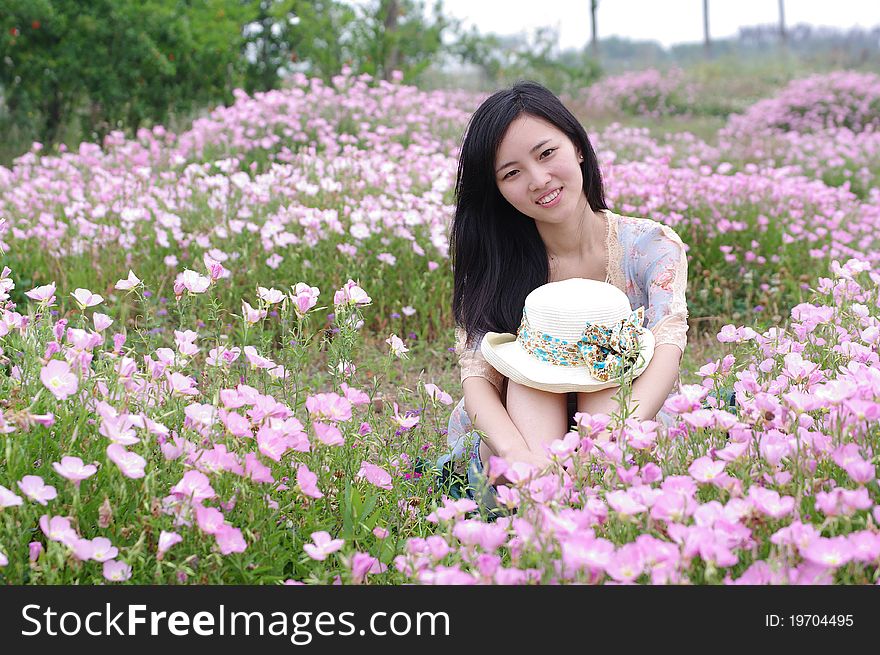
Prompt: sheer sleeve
<box><xmin>639</xmin><ymin>224</ymin><xmax>689</xmax><ymax>354</ymax></box>
<box><xmin>455</xmin><ymin>326</ymin><xmax>504</xmax><ymax>394</ymax></box>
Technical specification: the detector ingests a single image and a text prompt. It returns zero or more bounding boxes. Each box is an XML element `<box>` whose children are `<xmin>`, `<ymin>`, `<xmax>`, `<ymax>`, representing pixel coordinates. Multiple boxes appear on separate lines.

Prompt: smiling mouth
<box><xmin>536</xmin><ymin>188</ymin><xmax>561</xmax><ymax>205</ymax></box>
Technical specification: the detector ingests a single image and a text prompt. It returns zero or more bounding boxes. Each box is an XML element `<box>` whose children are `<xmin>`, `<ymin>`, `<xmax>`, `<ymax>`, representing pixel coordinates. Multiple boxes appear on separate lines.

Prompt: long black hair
<box><xmin>450</xmin><ymin>81</ymin><xmax>607</xmax><ymax>344</ymax></box>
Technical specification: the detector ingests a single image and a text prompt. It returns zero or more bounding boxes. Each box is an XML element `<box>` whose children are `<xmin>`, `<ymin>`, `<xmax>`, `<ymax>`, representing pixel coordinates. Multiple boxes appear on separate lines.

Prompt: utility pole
<box><xmin>703</xmin><ymin>0</ymin><xmax>711</xmax><ymax>57</ymax></box>
<box><xmin>590</xmin><ymin>0</ymin><xmax>599</xmax><ymax>58</ymax></box>
<box><xmin>779</xmin><ymin>0</ymin><xmax>787</xmax><ymax>47</ymax></box>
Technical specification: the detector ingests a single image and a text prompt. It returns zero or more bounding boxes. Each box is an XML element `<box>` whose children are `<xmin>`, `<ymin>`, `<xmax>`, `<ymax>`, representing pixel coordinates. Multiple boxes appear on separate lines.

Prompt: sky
<box><xmin>433</xmin><ymin>0</ymin><xmax>880</xmax><ymax>49</ymax></box>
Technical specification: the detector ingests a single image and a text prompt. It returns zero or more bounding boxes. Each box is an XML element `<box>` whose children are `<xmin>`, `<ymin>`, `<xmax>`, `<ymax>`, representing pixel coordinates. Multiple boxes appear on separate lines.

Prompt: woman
<box><xmin>446</xmin><ymin>81</ymin><xmax>689</xmax><ymax>484</ymax></box>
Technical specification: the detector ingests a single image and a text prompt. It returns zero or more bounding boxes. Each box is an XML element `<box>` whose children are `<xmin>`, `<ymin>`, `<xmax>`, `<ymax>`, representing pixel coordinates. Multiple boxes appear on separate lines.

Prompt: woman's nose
<box><xmin>528</xmin><ymin>170</ymin><xmax>551</xmax><ymax>191</ymax></box>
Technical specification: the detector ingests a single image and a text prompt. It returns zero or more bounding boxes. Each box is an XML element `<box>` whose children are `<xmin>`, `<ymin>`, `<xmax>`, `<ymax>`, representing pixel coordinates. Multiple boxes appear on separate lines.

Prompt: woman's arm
<box><xmin>628</xmin><ymin>343</ymin><xmax>682</xmax><ymax>419</ymax></box>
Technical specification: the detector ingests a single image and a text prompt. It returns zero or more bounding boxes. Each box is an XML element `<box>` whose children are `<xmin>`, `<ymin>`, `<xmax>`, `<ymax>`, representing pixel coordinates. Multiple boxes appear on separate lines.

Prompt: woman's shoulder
<box><xmin>609</xmin><ymin>209</ymin><xmax>686</xmax><ymax>250</ymax></box>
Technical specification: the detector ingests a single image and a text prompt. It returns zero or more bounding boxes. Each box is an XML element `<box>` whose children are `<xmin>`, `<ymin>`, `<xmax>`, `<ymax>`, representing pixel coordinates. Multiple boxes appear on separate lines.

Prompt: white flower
<box><xmin>386</xmin><ymin>334</ymin><xmax>409</xmax><ymax>359</ymax></box>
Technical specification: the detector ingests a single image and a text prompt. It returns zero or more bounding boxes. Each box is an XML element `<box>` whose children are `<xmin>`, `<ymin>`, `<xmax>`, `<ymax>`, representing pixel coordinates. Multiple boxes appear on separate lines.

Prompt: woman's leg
<box><xmin>500</xmin><ymin>380</ymin><xmax>569</xmax><ymax>455</ymax></box>
<box><xmin>576</xmin><ymin>386</ymin><xmax>619</xmax><ymax>418</ymax></box>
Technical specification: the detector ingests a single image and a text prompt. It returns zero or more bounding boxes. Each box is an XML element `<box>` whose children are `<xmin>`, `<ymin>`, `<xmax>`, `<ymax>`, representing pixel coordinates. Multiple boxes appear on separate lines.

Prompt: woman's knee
<box><xmin>576</xmin><ymin>386</ymin><xmax>618</xmax><ymax>415</ymax></box>
<box><xmin>505</xmin><ymin>380</ymin><xmax>568</xmax><ymax>440</ymax></box>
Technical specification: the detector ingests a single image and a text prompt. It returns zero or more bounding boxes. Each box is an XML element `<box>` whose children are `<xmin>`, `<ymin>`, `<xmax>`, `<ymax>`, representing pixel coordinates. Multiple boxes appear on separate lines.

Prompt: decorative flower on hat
<box><xmin>517</xmin><ymin>307</ymin><xmax>646</xmax><ymax>382</ymax></box>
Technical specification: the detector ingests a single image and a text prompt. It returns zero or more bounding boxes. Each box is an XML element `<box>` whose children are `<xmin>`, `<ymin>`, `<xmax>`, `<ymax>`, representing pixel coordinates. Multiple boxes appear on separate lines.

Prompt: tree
<box><xmin>0</xmin><ymin>0</ymin><xmax>252</xmax><ymax>145</ymax></box>
<box><xmin>351</xmin><ymin>0</ymin><xmax>451</xmax><ymax>83</ymax></box>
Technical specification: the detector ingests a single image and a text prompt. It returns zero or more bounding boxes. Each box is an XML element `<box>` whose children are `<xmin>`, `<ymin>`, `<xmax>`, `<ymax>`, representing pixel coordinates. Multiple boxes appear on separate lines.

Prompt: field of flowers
<box><xmin>1</xmin><ymin>68</ymin><xmax>879</xmax><ymax>584</ymax></box>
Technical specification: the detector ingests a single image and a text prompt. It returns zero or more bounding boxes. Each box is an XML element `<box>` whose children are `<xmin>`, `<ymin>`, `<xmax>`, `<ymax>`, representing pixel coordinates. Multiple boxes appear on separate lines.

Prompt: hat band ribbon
<box><xmin>516</xmin><ymin>306</ymin><xmax>646</xmax><ymax>382</ymax></box>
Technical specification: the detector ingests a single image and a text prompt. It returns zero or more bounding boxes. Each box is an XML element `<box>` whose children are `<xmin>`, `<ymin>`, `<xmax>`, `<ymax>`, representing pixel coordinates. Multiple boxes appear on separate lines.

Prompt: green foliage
<box><xmin>449</xmin><ymin>26</ymin><xmax>602</xmax><ymax>95</ymax></box>
<box><xmin>0</xmin><ymin>0</ymin><xmax>250</xmax><ymax>146</ymax></box>
<box><xmin>279</xmin><ymin>0</ymin><xmax>450</xmax><ymax>85</ymax></box>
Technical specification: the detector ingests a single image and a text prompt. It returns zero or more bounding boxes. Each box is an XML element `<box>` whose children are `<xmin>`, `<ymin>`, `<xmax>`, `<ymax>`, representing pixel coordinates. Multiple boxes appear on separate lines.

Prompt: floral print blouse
<box><xmin>455</xmin><ymin>209</ymin><xmax>689</xmax><ymax>393</ymax></box>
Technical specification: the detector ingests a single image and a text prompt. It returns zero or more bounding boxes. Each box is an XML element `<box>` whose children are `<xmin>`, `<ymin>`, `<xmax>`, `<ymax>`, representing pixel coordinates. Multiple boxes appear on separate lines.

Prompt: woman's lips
<box><xmin>536</xmin><ymin>187</ymin><xmax>562</xmax><ymax>207</ymax></box>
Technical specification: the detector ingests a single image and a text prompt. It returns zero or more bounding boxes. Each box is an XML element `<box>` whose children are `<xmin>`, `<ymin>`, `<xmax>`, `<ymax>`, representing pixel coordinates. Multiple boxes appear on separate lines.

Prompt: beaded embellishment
<box><xmin>516</xmin><ymin>307</ymin><xmax>646</xmax><ymax>382</ymax></box>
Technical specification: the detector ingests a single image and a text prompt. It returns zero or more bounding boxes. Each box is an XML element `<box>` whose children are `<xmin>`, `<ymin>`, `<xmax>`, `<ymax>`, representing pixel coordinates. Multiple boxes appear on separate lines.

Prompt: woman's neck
<box><xmin>538</xmin><ymin>202</ymin><xmax>607</xmax><ymax>261</ymax></box>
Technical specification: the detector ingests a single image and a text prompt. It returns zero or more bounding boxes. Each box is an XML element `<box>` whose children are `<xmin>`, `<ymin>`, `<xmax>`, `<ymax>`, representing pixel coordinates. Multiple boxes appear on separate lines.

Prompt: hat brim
<box><xmin>480</xmin><ymin>329</ymin><xmax>655</xmax><ymax>393</ymax></box>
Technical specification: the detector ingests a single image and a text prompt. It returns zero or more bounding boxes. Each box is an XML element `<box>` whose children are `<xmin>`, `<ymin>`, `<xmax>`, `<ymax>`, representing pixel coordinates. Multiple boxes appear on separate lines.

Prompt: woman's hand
<box><xmin>503</xmin><ymin>445</ymin><xmax>552</xmax><ymax>470</ymax></box>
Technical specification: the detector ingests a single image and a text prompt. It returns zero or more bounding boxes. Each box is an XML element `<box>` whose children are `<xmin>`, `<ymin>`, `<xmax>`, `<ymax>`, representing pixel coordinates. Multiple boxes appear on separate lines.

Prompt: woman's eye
<box><xmin>540</xmin><ymin>148</ymin><xmax>556</xmax><ymax>159</ymax></box>
<box><xmin>502</xmin><ymin>169</ymin><xmax>518</xmax><ymax>180</ymax></box>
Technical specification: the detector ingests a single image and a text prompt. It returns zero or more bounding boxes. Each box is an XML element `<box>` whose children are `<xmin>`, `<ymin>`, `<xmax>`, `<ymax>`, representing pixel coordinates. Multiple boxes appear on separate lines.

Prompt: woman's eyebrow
<box><xmin>495</xmin><ymin>138</ymin><xmax>553</xmax><ymax>174</ymax></box>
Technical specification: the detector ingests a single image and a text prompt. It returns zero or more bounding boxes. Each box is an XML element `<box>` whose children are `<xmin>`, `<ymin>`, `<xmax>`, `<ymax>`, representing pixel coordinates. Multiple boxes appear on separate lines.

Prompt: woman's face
<box><xmin>493</xmin><ymin>114</ymin><xmax>585</xmax><ymax>224</ymax></box>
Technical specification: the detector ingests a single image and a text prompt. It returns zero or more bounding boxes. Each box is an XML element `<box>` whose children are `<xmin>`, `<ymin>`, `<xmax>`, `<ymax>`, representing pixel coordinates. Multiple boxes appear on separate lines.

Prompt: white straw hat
<box><xmin>480</xmin><ymin>278</ymin><xmax>654</xmax><ymax>393</ymax></box>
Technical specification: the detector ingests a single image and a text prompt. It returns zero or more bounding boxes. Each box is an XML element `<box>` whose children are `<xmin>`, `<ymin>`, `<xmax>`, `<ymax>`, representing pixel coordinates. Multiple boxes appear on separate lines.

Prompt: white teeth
<box><xmin>538</xmin><ymin>188</ymin><xmax>561</xmax><ymax>205</ymax></box>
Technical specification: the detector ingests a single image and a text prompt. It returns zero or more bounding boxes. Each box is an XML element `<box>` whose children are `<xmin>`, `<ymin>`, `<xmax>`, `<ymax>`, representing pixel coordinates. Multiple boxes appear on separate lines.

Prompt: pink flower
<box><xmin>663</xmin><ymin>384</ymin><xmax>709</xmax><ymax>413</ymax></box>
<box><xmin>158</xmin><ymin>531</ymin><xmax>182</xmax><ymax>558</ymax></box>
<box><xmin>177</xmin><ymin>269</ymin><xmax>210</xmax><ymax>294</ymax></box>
<box><xmin>257</xmin><ymin>286</ymin><xmax>285</xmax><ymax>304</ymax></box>
<box><xmin>572</xmin><ymin>412</ymin><xmax>611</xmax><ymax>437</ymax></box>
<box><xmin>243</xmin><ymin>345</ymin><xmax>276</xmax><ymax>369</ymax></box>
<box><xmin>605</xmin><ymin>542</ymin><xmax>646</xmax><ymax>583</ymax></box>
<box><xmin>40</xmin><ymin>515</ymin><xmax>78</xmax><ymax>545</ymax></box>
<box><xmin>313</xmin><ymin>422</ymin><xmax>344</xmax><ymax>446</ymax></box>
<box><xmin>71</xmin><ymin>288</ymin><xmax>103</xmax><ymax>309</ymax></box>
<box><xmin>333</xmin><ymin>279</ymin><xmax>371</xmax><ymax>308</ymax></box>
<box><xmin>605</xmin><ymin>489</ymin><xmax>647</xmax><ymax>516</ymax></box>
<box><xmin>29</xmin><ymin>542</ymin><xmax>43</xmax><ymax>562</ymax></box>
<box><xmin>0</xmin><ymin>485</ymin><xmax>23</xmax><ymax>507</ymax></box>
<box><xmin>17</xmin><ymin>475</ymin><xmax>57</xmax><ymax>505</ymax></box>
<box><xmin>92</xmin><ymin>312</ymin><xmax>114</xmax><ymax>332</ymax></box>
<box><xmin>106</xmin><ymin>444</ymin><xmax>146</xmax><ymax>478</ymax></box>
<box><xmin>242</xmin><ymin>300</ymin><xmax>267</xmax><ymax>325</ymax></box>
<box><xmin>86</xmin><ymin>537</ymin><xmax>118</xmax><ymax>562</ymax></box>
<box><xmin>171</xmin><ymin>470</ymin><xmax>216</xmax><ymax>503</ymax></box>
<box><xmin>688</xmin><ymin>457</ymin><xmax>726</xmax><ymax>483</ymax></box>
<box><xmin>290</xmin><ymin>282</ymin><xmax>320</xmax><ymax>317</ymax></box>
<box><xmin>452</xmin><ymin>520</ymin><xmax>508</xmax><ymax>551</ymax></box>
<box><xmin>165</xmin><ymin>371</ymin><xmax>199</xmax><ymax>396</ymax></box>
<box><xmin>304</xmin><ymin>531</ymin><xmax>344</xmax><ymax>561</ymax></box>
<box><xmin>296</xmin><ymin>464</ymin><xmax>323</xmax><ymax>499</ymax></box>
<box><xmin>241</xmin><ymin>452</ymin><xmax>272</xmax><ymax>484</ymax></box>
<box><xmin>40</xmin><ymin>359</ymin><xmax>78</xmax><ymax>400</ymax></box>
<box><xmin>195</xmin><ymin>504</ymin><xmax>226</xmax><ymax>535</ymax></box>
<box><xmin>52</xmin><ymin>456</ymin><xmax>97</xmax><ymax>485</ymax></box>
<box><xmin>560</xmin><ymin>533</ymin><xmax>615</xmax><ymax>574</ymax></box>
<box><xmin>256</xmin><ymin>425</ymin><xmax>288</xmax><ymax>461</ymax></box>
<box><xmin>681</xmin><ymin>409</ymin><xmax>715</xmax><ymax>429</ymax></box>
<box><xmin>391</xmin><ymin>402</ymin><xmax>419</xmax><ymax>430</ymax></box>
<box><xmin>748</xmin><ymin>486</ymin><xmax>795</xmax><ymax>519</ymax></box>
<box><xmin>207</xmin><ymin>346</ymin><xmax>241</xmax><ymax>366</ymax></box>
<box><xmin>102</xmin><ymin>560</ymin><xmax>132</xmax><ymax>582</ymax></box>
<box><xmin>98</xmin><ymin>413</ymin><xmax>139</xmax><ymax>445</ymax></box>
<box><xmin>222</xmin><ymin>410</ymin><xmax>252</xmax><ymax>437</ymax></box>
<box><xmin>843</xmin><ymin>459</ymin><xmax>876</xmax><ymax>485</ymax></box>
<box><xmin>215</xmin><ymin>524</ymin><xmax>247</xmax><ymax>555</ymax></box>
<box><xmin>716</xmin><ymin>324</ymin><xmax>739</xmax><ymax>342</ymax></box>
<box><xmin>800</xmin><ymin>536</ymin><xmax>854</xmax><ymax>568</ymax></box>
<box><xmin>424</xmin><ymin>383</ymin><xmax>453</xmax><ymax>406</ymax></box>
<box><xmin>340</xmin><ymin>382</ymin><xmax>370</xmax><ymax>406</ymax></box>
<box><xmin>25</xmin><ymin>282</ymin><xmax>56</xmax><ymax>305</ymax></box>
<box><xmin>305</xmin><ymin>392</ymin><xmax>353</xmax><ymax>423</ymax></box>
<box><xmin>114</xmin><ymin>270</ymin><xmax>141</xmax><ymax>291</ymax></box>
<box><xmin>349</xmin><ymin>552</ymin><xmax>387</xmax><ymax>583</ymax></box>
<box><xmin>847</xmin><ymin>531</ymin><xmax>880</xmax><ymax>563</ymax></box>
<box><xmin>357</xmin><ymin>461</ymin><xmax>393</xmax><ymax>490</ymax></box>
